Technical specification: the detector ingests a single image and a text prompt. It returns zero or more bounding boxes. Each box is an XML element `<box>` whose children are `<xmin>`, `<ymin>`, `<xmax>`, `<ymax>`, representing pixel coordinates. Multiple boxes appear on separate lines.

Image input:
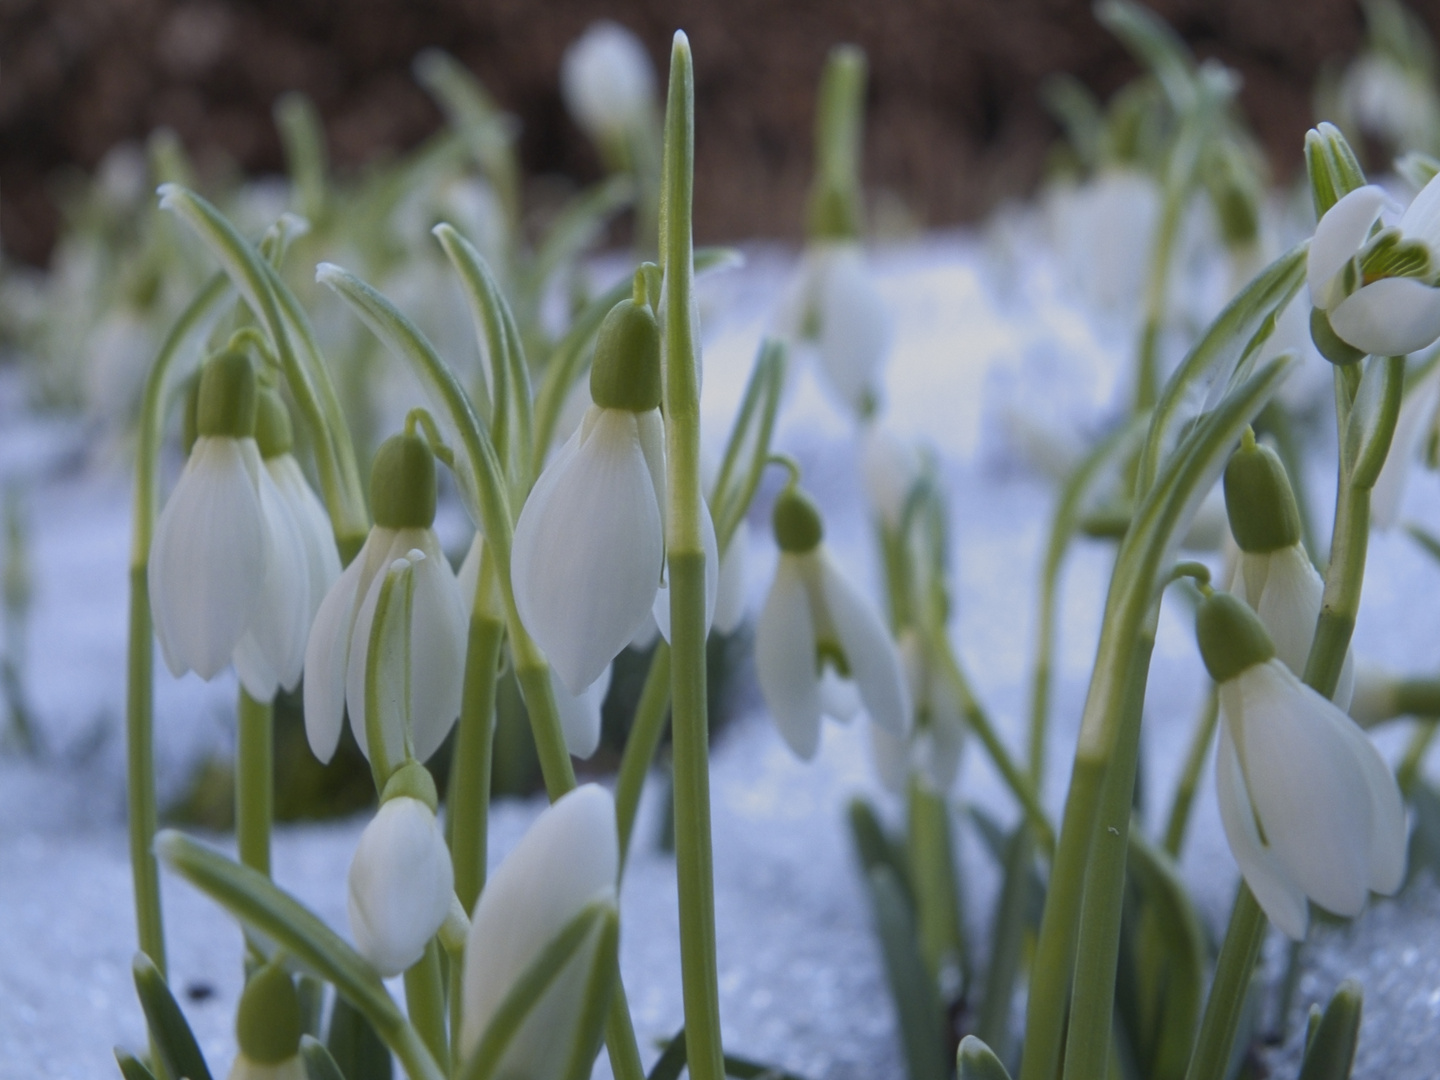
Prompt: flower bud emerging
<box><xmin>772</xmin><ymin>486</ymin><xmax>824</xmax><ymax>554</ymax></box>
<box><xmin>589</xmin><ymin>298</ymin><xmax>661</xmax><ymax>412</ymax></box>
<box><xmin>1195</xmin><ymin>590</ymin><xmax>1276</xmax><ymax>685</ymax></box>
<box><xmin>235</xmin><ymin>961</ymin><xmax>302</xmax><ymax>1066</ymax></box>
<box><xmin>370</xmin><ymin>433</ymin><xmax>437</xmax><ymax>530</ymax></box>
<box><xmin>1223</xmin><ymin>433</ymin><xmax>1301</xmax><ymax>553</ymax></box>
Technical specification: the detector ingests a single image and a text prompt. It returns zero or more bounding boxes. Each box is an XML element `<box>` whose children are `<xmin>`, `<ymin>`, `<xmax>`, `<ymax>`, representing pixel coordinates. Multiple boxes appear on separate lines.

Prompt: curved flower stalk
<box><xmin>304</xmin><ymin>431</ymin><xmax>466</xmax><ymax>767</ymax></box>
<box><xmin>1196</xmin><ymin>590</ymin><xmax>1405</xmax><ymax>939</ymax></box>
<box><xmin>1308</xmin><ymin>174</ymin><xmax>1440</xmax><ymax>358</ymax></box>
<box><xmin>1222</xmin><ymin>430</ymin><xmax>1354</xmax><ymax>707</ymax></box>
<box><xmin>149</xmin><ymin>349</ymin><xmax>315</xmax><ymax>700</ymax></box>
<box><xmin>870</xmin><ymin>630</ymin><xmax>964</xmax><ymax>795</ymax></box>
<box><xmin>757</xmin><ymin>481</ymin><xmax>910</xmax><ymax>759</ymax></box>
<box><xmin>347</xmin><ymin>763</ymin><xmax>454</xmax><ymax>977</ymax></box>
<box><xmin>462</xmin><ymin>784</ymin><xmax>619</xmax><ymax>1079</ymax></box>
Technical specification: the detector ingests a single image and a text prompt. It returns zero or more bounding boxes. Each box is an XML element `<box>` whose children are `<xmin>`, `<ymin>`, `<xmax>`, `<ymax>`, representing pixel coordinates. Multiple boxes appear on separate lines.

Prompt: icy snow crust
<box><xmin>3</xmin><ymin>230</ymin><xmax>1440</xmax><ymax>1078</ymax></box>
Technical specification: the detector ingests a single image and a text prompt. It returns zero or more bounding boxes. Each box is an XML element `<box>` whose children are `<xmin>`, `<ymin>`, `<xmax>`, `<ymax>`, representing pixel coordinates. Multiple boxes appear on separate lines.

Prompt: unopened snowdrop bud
<box><xmin>462</xmin><ymin>785</ymin><xmax>619</xmax><ymax>1078</ymax></box>
<box><xmin>197</xmin><ymin>349</ymin><xmax>258</xmax><ymax>438</ymax></box>
<box><xmin>304</xmin><ymin>433</ymin><xmax>466</xmax><ymax>766</ymax></box>
<box><xmin>561</xmin><ymin>21</ymin><xmax>656</xmax><ymax>147</ymax></box>
<box><xmin>512</xmin><ymin>297</ymin><xmax>669</xmax><ymax>694</ymax></box>
<box><xmin>347</xmin><ymin>763</ymin><xmax>454</xmax><ymax>977</ymax></box>
<box><xmin>1196</xmin><ymin>591</ymin><xmax>1406</xmax><ymax>940</ymax></box>
<box><xmin>230</xmin><ymin>961</ymin><xmax>305</xmax><ymax>1080</ymax></box>
<box><xmin>757</xmin><ymin>484</ymin><xmax>910</xmax><ymax>759</ymax></box>
<box><xmin>1222</xmin><ymin>432</ymin><xmax>1353</xmax><ymax>706</ymax></box>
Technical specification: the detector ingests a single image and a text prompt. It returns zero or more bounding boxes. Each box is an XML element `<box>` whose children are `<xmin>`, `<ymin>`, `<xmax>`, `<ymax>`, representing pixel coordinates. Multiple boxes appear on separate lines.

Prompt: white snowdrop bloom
<box><xmin>462</xmin><ymin>785</ymin><xmax>619</xmax><ymax>1076</ymax></box>
<box><xmin>1371</xmin><ymin>363</ymin><xmax>1440</xmax><ymax>529</ymax></box>
<box><xmin>712</xmin><ymin>518</ymin><xmax>750</xmax><ymax>635</ymax></box>
<box><xmin>860</xmin><ymin>424</ymin><xmax>924</xmax><ymax>530</ymax></box>
<box><xmin>1307</xmin><ymin>176</ymin><xmax>1440</xmax><ymax>357</ymax></box>
<box><xmin>757</xmin><ymin>485</ymin><xmax>910</xmax><ymax>759</ymax></box>
<box><xmin>776</xmin><ymin>241</ymin><xmax>891</xmax><ymax>417</ymax></box>
<box><xmin>561</xmin><ymin>21</ymin><xmax>656</xmax><ymax>144</ymax></box>
<box><xmin>347</xmin><ymin>766</ymin><xmax>454</xmax><ymax>977</ymax></box>
<box><xmin>229</xmin><ymin>961</ymin><xmax>305</xmax><ymax>1080</ymax></box>
<box><xmin>1045</xmin><ymin>168</ymin><xmax>1160</xmax><ymax>314</ymax></box>
<box><xmin>1223</xmin><ymin>434</ymin><xmax>1354</xmax><ymax>708</ymax></box>
<box><xmin>1197</xmin><ymin>591</ymin><xmax>1405</xmax><ymax>940</ymax></box>
<box><xmin>304</xmin><ymin>434</ymin><xmax>466</xmax><ymax>766</ymax></box>
<box><xmin>513</xmin><ymin>296</ymin><xmax>670</xmax><ymax>694</ymax></box>
<box><xmin>649</xmin><ymin>498</ymin><xmax>720</xmax><ymax>644</ymax></box>
<box><xmin>149</xmin><ymin>350</ymin><xmax>311</xmax><ymax>699</ymax></box>
<box><xmin>1341</xmin><ymin>55</ymin><xmax>1438</xmax><ymax>155</ymax></box>
<box><xmin>264</xmin><ymin>453</ymin><xmax>341</xmax><ymax>623</ymax></box>
<box><xmin>869</xmin><ymin>631</ymin><xmax>964</xmax><ymax>795</ymax></box>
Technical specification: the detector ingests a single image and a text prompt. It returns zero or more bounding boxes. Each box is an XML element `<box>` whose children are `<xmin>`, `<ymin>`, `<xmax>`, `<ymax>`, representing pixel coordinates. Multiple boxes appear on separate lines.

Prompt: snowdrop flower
<box><xmin>1045</xmin><ymin>168</ymin><xmax>1160</xmax><ymax>315</ymax></box>
<box><xmin>347</xmin><ymin>763</ymin><xmax>454</xmax><ymax>977</ymax></box>
<box><xmin>561</xmin><ymin>21</ymin><xmax>656</xmax><ymax>147</ymax></box>
<box><xmin>757</xmin><ymin>483</ymin><xmax>910</xmax><ymax>759</ymax></box>
<box><xmin>1196</xmin><ymin>590</ymin><xmax>1405</xmax><ymax>940</ymax></box>
<box><xmin>775</xmin><ymin>242</ymin><xmax>891</xmax><ymax>418</ymax></box>
<box><xmin>1307</xmin><ymin>173</ymin><xmax>1440</xmax><ymax>358</ymax></box>
<box><xmin>462</xmin><ymin>784</ymin><xmax>618</xmax><ymax>1077</ymax></box>
<box><xmin>1222</xmin><ymin>432</ymin><xmax>1353</xmax><ymax>708</ymax></box>
<box><xmin>1371</xmin><ymin>362</ymin><xmax>1440</xmax><ymax>529</ymax></box>
<box><xmin>149</xmin><ymin>350</ymin><xmax>313</xmax><ymax>700</ymax></box>
<box><xmin>513</xmin><ymin>294</ymin><xmax>717</xmax><ymax>694</ymax></box>
<box><xmin>870</xmin><ymin>630</ymin><xmax>964</xmax><ymax>795</ymax></box>
<box><xmin>1341</xmin><ymin>55</ymin><xmax>1439</xmax><ymax>156</ymax></box>
<box><xmin>860</xmin><ymin>424</ymin><xmax>924</xmax><ymax>531</ymax></box>
<box><xmin>229</xmin><ymin>960</ymin><xmax>305</xmax><ymax>1080</ymax></box>
<box><xmin>304</xmin><ymin>432</ymin><xmax>466</xmax><ymax>766</ymax></box>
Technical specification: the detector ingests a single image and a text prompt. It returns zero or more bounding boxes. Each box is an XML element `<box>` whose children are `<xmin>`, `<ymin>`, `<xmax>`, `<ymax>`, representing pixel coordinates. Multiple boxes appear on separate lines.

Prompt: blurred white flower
<box><xmin>348</xmin><ymin>793</ymin><xmax>454</xmax><ymax>977</ymax></box>
<box><xmin>712</xmin><ymin>518</ymin><xmax>750</xmax><ymax>635</ymax></box>
<box><xmin>1371</xmin><ymin>363</ymin><xmax>1440</xmax><ymax>529</ymax></box>
<box><xmin>561</xmin><ymin>21</ymin><xmax>656</xmax><ymax>144</ymax></box>
<box><xmin>462</xmin><ymin>785</ymin><xmax>618</xmax><ymax>1077</ymax></box>
<box><xmin>1307</xmin><ymin>180</ymin><xmax>1440</xmax><ymax>356</ymax></box>
<box><xmin>1341</xmin><ymin>55</ymin><xmax>1439</xmax><ymax>155</ymax></box>
<box><xmin>869</xmin><ymin>631</ymin><xmax>964</xmax><ymax>795</ymax></box>
<box><xmin>860</xmin><ymin>425</ymin><xmax>924</xmax><ymax>530</ymax></box>
<box><xmin>1045</xmin><ymin>168</ymin><xmax>1160</xmax><ymax>315</ymax></box>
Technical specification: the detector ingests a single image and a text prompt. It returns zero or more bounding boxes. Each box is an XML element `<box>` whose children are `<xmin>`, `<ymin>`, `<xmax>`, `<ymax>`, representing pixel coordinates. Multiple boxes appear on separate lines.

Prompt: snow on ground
<box><xmin>3</xmin><ymin>227</ymin><xmax>1440</xmax><ymax>1079</ymax></box>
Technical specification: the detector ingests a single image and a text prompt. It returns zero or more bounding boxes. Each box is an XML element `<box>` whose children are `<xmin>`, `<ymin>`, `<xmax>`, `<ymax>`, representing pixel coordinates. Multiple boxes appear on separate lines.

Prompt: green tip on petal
<box><xmin>1309</xmin><ymin>306</ymin><xmax>1368</xmax><ymax>366</ymax></box>
<box><xmin>1224</xmin><ymin>434</ymin><xmax>1302</xmax><ymax>552</ymax></box>
<box><xmin>773</xmin><ymin>486</ymin><xmax>824</xmax><ymax>553</ymax></box>
<box><xmin>370</xmin><ymin>433</ymin><xmax>437</xmax><ymax>529</ymax></box>
<box><xmin>195</xmin><ymin>349</ymin><xmax>257</xmax><ymax>439</ymax></box>
<box><xmin>1195</xmin><ymin>590</ymin><xmax>1275</xmax><ymax>684</ymax></box>
<box><xmin>590</xmin><ymin>298</ymin><xmax>662</xmax><ymax>412</ymax></box>
<box><xmin>235</xmin><ymin>961</ymin><xmax>303</xmax><ymax>1065</ymax></box>
<box><xmin>254</xmin><ymin>384</ymin><xmax>294</xmax><ymax>459</ymax></box>
<box><xmin>381</xmin><ymin>760</ymin><xmax>439</xmax><ymax>813</ymax></box>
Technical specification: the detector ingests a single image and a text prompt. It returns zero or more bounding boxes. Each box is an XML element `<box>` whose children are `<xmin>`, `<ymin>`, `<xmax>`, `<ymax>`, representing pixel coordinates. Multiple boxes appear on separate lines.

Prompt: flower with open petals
<box><xmin>304</xmin><ymin>433</ymin><xmax>466</xmax><ymax>766</ymax></box>
<box><xmin>462</xmin><ymin>785</ymin><xmax>618</xmax><ymax>1079</ymax></box>
<box><xmin>1197</xmin><ymin>591</ymin><xmax>1405</xmax><ymax>940</ymax></box>
<box><xmin>1307</xmin><ymin>172</ymin><xmax>1440</xmax><ymax>357</ymax></box>
<box><xmin>757</xmin><ymin>484</ymin><xmax>910</xmax><ymax>759</ymax></box>
<box><xmin>347</xmin><ymin>764</ymin><xmax>454</xmax><ymax>977</ymax></box>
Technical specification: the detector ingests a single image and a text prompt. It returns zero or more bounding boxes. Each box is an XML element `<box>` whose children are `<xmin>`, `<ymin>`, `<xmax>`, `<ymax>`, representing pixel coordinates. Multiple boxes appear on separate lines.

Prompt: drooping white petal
<box><xmin>712</xmin><ymin>519</ymin><xmax>749</xmax><ymax>635</ymax></box>
<box><xmin>1235</xmin><ymin>663</ymin><xmax>1374</xmax><ymax>919</ymax></box>
<box><xmin>755</xmin><ymin>555</ymin><xmax>823</xmax><ymax>759</ymax></box>
<box><xmin>1329</xmin><ymin>277</ymin><xmax>1440</xmax><ymax>357</ymax></box>
<box><xmin>1238</xmin><ymin>546</ymin><xmax>1323</xmax><ymax>682</ymax></box>
<box><xmin>652</xmin><ymin>495</ymin><xmax>720</xmax><ymax>643</ymax></box>
<box><xmin>461</xmin><ymin>785</ymin><xmax>618</xmax><ymax>1075</ymax></box>
<box><xmin>819</xmin><ymin>551</ymin><xmax>911</xmax><ymax>737</ymax></box>
<box><xmin>560</xmin><ymin>21</ymin><xmax>656</xmax><ymax>141</ymax></box>
<box><xmin>1398</xmin><ymin>171</ymin><xmax>1440</xmax><ymax>253</ymax></box>
<box><xmin>405</xmin><ymin>532</ymin><xmax>468</xmax><ymax>763</ymax></box>
<box><xmin>1307</xmin><ymin>185</ymin><xmax>1387</xmax><ymax>309</ymax></box>
<box><xmin>553</xmin><ymin>664</ymin><xmax>612</xmax><ymax>760</ymax></box>
<box><xmin>816</xmin><ymin>245</ymin><xmax>890</xmax><ymax>413</ymax></box>
<box><xmin>512</xmin><ymin>407</ymin><xmax>664</xmax><ymax>694</ymax></box>
<box><xmin>347</xmin><ymin>796</ymin><xmax>455</xmax><ymax>977</ymax></box>
<box><xmin>636</xmin><ymin>407</ymin><xmax>668</xmax><ymax>529</ymax></box>
<box><xmin>233</xmin><ymin>462</ymin><xmax>312</xmax><ymax>699</ymax></box>
<box><xmin>267</xmin><ymin>454</ymin><xmax>341</xmax><ymax>623</ymax></box>
<box><xmin>149</xmin><ymin>437</ymin><xmax>266</xmax><ymax>680</ymax></box>
<box><xmin>1325</xmin><ymin>698</ymin><xmax>1408</xmax><ymax>895</ymax></box>
<box><xmin>1214</xmin><ymin>711</ymin><xmax>1311</xmax><ymax>940</ymax></box>
<box><xmin>818</xmin><ymin>666</ymin><xmax>862</xmax><ymax>723</ymax></box>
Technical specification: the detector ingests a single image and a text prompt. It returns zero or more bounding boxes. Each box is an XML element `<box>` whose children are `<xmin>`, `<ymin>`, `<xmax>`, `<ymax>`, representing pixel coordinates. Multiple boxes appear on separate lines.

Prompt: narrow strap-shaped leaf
<box><xmin>131</xmin><ymin>952</ymin><xmax>213</xmax><ymax>1080</ymax></box>
<box><xmin>711</xmin><ymin>339</ymin><xmax>787</xmax><ymax>548</ymax></box>
<box><xmin>299</xmin><ymin>1034</ymin><xmax>348</xmax><ymax>1080</ymax></box>
<box><xmin>1096</xmin><ymin>0</ymin><xmax>1197</xmax><ymax>110</ymax></box>
<box><xmin>114</xmin><ymin>1047</ymin><xmax>159</xmax><ymax>1080</ymax></box>
<box><xmin>297</xmin><ymin>974</ymin><xmax>327</xmax><ymax>1038</ymax></box>
<box><xmin>457</xmin><ymin>901</ymin><xmax>618</xmax><ymax>1080</ymax></box>
<box><xmin>1296</xmin><ymin>981</ymin><xmax>1362</xmax><ymax>1080</ymax></box>
<box><xmin>326</xmin><ymin>994</ymin><xmax>394</xmax><ymax>1080</ymax></box>
<box><xmin>957</xmin><ymin>1036</ymin><xmax>1014</xmax><ymax>1080</ymax></box>
<box><xmin>413</xmin><ymin>50</ymin><xmax>520</xmax><ymax>224</ymax></box>
<box><xmin>848</xmin><ymin>797</ymin><xmax>915</xmax><ymax>907</ymax></box>
<box><xmin>647</xmin><ymin>1030</ymin><xmax>689</xmax><ymax>1080</ymax></box>
<box><xmin>976</xmin><ymin>824</ymin><xmax>1034</xmax><ymax>1061</ymax></box>
<box><xmin>864</xmin><ymin>866</ymin><xmax>947</xmax><ymax>1080</ymax></box>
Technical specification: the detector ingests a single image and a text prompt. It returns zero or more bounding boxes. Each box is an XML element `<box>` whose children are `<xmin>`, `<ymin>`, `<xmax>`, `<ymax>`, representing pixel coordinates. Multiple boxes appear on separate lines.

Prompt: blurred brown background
<box><xmin>0</xmin><ymin>0</ymin><xmax>1417</xmax><ymax>266</ymax></box>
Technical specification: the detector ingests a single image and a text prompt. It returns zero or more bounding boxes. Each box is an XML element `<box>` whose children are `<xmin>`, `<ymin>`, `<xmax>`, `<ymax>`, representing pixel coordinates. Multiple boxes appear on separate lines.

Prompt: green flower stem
<box><xmin>1181</xmin><ymin>887</ymin><xmax>1266</xmax><ymax>1080</ymax></box>
<box><xmin>660</xmin><ymin>33</ymin><xmax>724</xmax><ymax>1080</ymax></box>
<box><xmin>128</xmin><ymin>271</ymin><xmax>232</xmax><ymax>975</ymax></box>
<box><xmin>615</xmin><ymin>643</ymin><xmax>673</xmax><ymax>868</ymax></box>
<box><xmin>1161</xmin><ymin>688</ymin><xmax>1219</xmax><ymax>857</ymax></box>
<box><xmin>405</xmin><ymin>940</ymin><xmax>449</xmax><ymax>1075</ymax></box>
<box><xmin>236</xmin><ymin>689</ymin><xmax>273</xmax><ymax>877</ymax></box>
<box><xmin>1397</xmin><ymin>722</ymin><xmax>1438</xmax><ymax>794</ymax></box>
<box><xmin>907</xmin><ymin>779</ymin><xmax>967</xmax><ymax>989</ymax></box>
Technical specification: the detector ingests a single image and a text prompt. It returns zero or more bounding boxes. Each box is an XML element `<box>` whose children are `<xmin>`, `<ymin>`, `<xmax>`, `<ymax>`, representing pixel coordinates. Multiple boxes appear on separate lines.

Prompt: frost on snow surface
<box><xmin>3</xmin><ymin>230</ymin><xmax>1440</xmax><ymax>1078</ymax></box>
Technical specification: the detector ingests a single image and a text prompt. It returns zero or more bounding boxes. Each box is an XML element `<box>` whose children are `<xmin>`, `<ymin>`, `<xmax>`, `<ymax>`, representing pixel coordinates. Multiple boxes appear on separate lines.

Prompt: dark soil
<box><xmin>0</xmin><ymin>0</ymin><xmax>1395</xmax><ymax>267</ymax></box>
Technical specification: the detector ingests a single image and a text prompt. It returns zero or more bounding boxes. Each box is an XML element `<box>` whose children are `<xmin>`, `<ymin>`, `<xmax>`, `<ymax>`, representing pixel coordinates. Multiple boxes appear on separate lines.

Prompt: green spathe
<box><xmin>371</xmin><ymin>433</ymin><xmax>437</xmax><ymax>530</ymax></box>
<box><xmin>196</xmin><ymin>350</ymin><xmax>257</xmax><ymax>439</ymax></box>
<box><xmin>381</xmin><ymin>760</ymin><xmax>439</xmax><ymax>813</ymax></box>
<box><xmin>1195</xmin><ymin>590</ymin><xmax>1276</xmax><ymax>685</ymax></box>
<box><xmin>772</xmin><ymin>486</ymin><xmax>824</xmax><ymax>553</ymax></box>
<box><xmin>255</xmin><ymin>384</ymin><xmax>295</xmax><ymax>459</ymax></box>
<box><xmin>1223</xmin><ymin>432</ymin><xmax>1301</xmax><ymax>553</ymax></box>
<box><xmin>236</xmin><ymin>961</ymin><xmax>303</xmax><ymax>1065</ymax></box>
<box><xmin>1310</xmin><ymin>306</ymin><xmax>1366</xmax><ymax>366</ymax></box>
<box><xmin>590</xmin><ymin>299</ymin><xmax>662</xmax><ymax>412</ymax></box>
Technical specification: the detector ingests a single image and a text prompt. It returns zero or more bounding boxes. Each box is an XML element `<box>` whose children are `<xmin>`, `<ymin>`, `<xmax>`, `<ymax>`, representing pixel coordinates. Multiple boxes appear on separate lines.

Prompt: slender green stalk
<box><xmin>615</xmin><ymin>644</ymin><xmax>673</xmax><ymax>867</ymax></box>
<box><xmin>1397</xmin><ymin>722</ymin><xmax>1438</xmax><ymax>794</ymax></box>
<box><xmin>405</xmin><ymin>940</ymin><xmax>449</xmax><ymax>1074</ymax></box>
<box><xmin>236</xmin><ymin>689</ymin><xmax>273</xmax><ymax>877</ymax></box>
<box><xmin>907</xmin><ymin>780</ymin><xmax>967</xmax><ymax>988</ymax></box>
<box><xmin>1182</xmin><ymin>888</ymin><xmax>1266</xmax><ymax>1080</ymax></box>
<box><xmin>660</xmin><ymin>33</ymin><xmax>724</xmax><ymax>1080</ymax></box>
<box><xmin>1162</xmin><ymin>688</ymin><xmax>1219</xmax><ymax>857</ymax></box>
